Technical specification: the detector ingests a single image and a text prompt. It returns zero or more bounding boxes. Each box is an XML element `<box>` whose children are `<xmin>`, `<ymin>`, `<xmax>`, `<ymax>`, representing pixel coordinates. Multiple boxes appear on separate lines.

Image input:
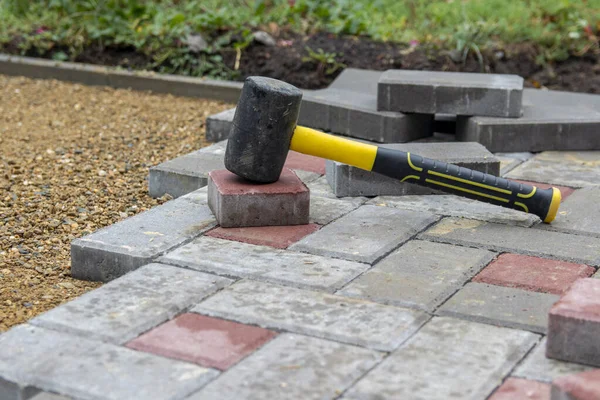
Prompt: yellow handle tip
<box><xmin>543</xmin><ymin>187</ymin><xmax>562</xmax><ymax>223</ymax></box>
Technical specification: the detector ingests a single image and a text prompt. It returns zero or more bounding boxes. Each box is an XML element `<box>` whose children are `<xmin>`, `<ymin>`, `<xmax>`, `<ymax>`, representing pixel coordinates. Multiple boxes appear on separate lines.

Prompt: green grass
<box><xmin>1</xmin><ymin>0</ymin><xmax>599</xmax><ymax>78</ymax></box>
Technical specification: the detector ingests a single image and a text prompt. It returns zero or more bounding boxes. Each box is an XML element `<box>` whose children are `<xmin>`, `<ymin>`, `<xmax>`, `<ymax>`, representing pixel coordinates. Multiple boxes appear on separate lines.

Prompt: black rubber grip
<box><xmin>371</xmin><ymin>147</ymin><xmax>559</xmax><ymax>222</ymax></box>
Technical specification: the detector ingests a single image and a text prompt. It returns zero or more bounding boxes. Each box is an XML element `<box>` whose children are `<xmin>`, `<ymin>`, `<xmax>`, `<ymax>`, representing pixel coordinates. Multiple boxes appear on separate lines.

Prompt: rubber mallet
<box><xmin>225</xmin><ymin>77</ymin><xmax>561</xmax><ymax>223</ymax></box>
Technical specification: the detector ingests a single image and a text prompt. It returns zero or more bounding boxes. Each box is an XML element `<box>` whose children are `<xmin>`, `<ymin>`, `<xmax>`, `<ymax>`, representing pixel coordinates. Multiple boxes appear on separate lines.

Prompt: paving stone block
<box><xmin>159</xmin><ymin>236</ymin><xmax>369</xmax><ymax>292</ymax></box>
<box><xmin>540</xmin><ymin>187</ymin><xmax>600</xmax><ymax>238</ymax></box>
<box><xmin>30</xmin><ymin>393</ymin><xmax>72</xmax><ymax>400</ymax></box>
<box><xmin>547</xmin><ymin>278</ymin><xmax>600</xmax><ymax>367</ymax></box>
<box><xmin>193</xmin><ymin>280</ymin><xmax>429</xmax><ymax>351</ymax></box>
<box><xmin>126</xmin><ymin>313</ymin><xmax>277</xmax><ymax>370</ymax></box>
<box><xmin>290</xmin><ymin>205</ymin><xmax>439</xmax><ymax>264</ymax></box>
<box><xmin>496</xmin><ymin>154</ymin><xmax>531</xmax><ymax>176</ymax></box>
<box><xmin>308</xmin><ymin>195</ymin><xmax>361</xmax><ymax>225</ymax></box>
<box><xmin>298</xmin><ymin>88</ymin><xmax>433</xmax><ymax>143</ymax></box>
<box><xmin>188</xmin><ymin>333</ymin><xmax>383</xmax><ymax>400</ymax></box>
<box><xmin>473</xmin><ymin>253</ymin><xmax>594</xmax><ymax>295</ymax></box>
<box><xmin>31</xmin><ymin>263</ymin><xmax>231</xmax><ymax>344</ymax></box>
<box><xmin>489</xmin><ymin>378</ymin><xmax>551</xmax><ymax>400</ymax></box>
<box><xmin>0</xmin><ymin>324</ymin><xmax>218</xmax><ymax>400</ymax></box>
<box><xmin>208</xmin><ymin>169</ymin><xmax>309</xmax><ymax>228</ymax></box>
<box><xmin>71</xmin><ymin>194</ymin><xmax>217</xmax><ymax>282</ymax></box>
<box><xmin>328</xmin><ymin>68</ymin><xmax>382</xmax><ymax>95</ymax></box>
<box><xmin>420</xmin><ymin>218</ymin><xmax>600</xmax><ymax>266</ymax></box>
<box><xmin>343</xmin><ymin>317</ymin><xmax>538</xmax><ymax>400</ymax></box>
<box><xmin>437</xmin><ymin>282</ymin><xmax>559</xmax><ymax>333</ymax></box>
<box><xmin>513</xmin><ymin>338</ymin><xmax>593</xmax><ymax>383</ymax></box>
<box><xmin>367</xmin><ymin>195</ymin><xmax>540</xmax><ymax>227</ymax></box>
<box><xmin>377</xmin><ymin>70</ymin><xmax>523</xmax><ymax>117</ymax></box>
<box><xmin>205</xmin><ymin>107</ymin><xmax>235</xmax><ymax>142</ymax></box>
<box><xmin>306</xmin><ymin>176</ymin><xmax>367</xmax><ymax>207</ymax></box>
<box><xmin>551</xmin><ymin>369</ymin><xmax>600</xmax><ymax>400</ymax></box>
<box><xmin>205</xmin><ymin>224</ymin><xmax>320</xmax><ymax>249</ymax></box>
<box><xmin>326</xmin><ymin>142</ymin><xmax>500</xmax><ymax>197</ymax></box>
<box><xmin>506</xmin><ymin>152</ymin><xmax>600</xmax><ymax>188</ymax></box>
<box><xmin>523</xmin><ymin>88</ymin><xmax>600</xmax><ymax>112</ymax></box>
<box><xmin>337</xmin><ymin>240</ymin><xmax>495</xmax><ymax>311</ymax></box>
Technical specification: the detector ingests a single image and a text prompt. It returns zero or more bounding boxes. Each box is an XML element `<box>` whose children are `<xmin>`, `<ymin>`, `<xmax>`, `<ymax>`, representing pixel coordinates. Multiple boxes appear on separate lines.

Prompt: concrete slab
<box><xmin>337</xmin><ymin>240</ymin><xmax>495</xmax><ymax>311</ymax></box>
<box><xmin>193</xmin><ymin>280</ymin><xmax>430</xmax><ymax>352</ymax></box>
<box><xmin>343</xmin><ymin>317</ymin><xmax>538</xmax><ymax>400</ymax></box>
<box><xmin>289</xmin><ymin>205</ymin><xmax>439</xmax><ymax>264</ymax></box>
<box><xmin>205</xmin><ymin>107</ymin><xmax>235</xmax><ymax>142</ymax></box>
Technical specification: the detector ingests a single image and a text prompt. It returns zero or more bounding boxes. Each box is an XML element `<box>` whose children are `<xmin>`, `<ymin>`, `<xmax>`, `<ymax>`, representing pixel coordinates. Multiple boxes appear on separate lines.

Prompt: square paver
<box><xmin>473</xmin><ymin>253</ymin><xmax>594</xmax><ymax>295</ymax></box>
<box><xmin>488</xmin><ymin>378</ymin><xmax>550</xmax><ymax>400</ymax></box>
<box><xmin>126</xmin><ymin>313</ymin><xmax>277</xmax><ymax>370</ymax></box>
<box><xmin>205</xmin><ymin>224</ymin><xmax>320</xmax><ymax>249</ymax></box>
<box><xmin>337</xmin><ymin>240</ymin><xmax>495</xmax><ymax>311</ymax></box>
<box><xmin>193</xmin><ymin>280</ymin><xmax>430</xmax><ymax>352</ymax></box>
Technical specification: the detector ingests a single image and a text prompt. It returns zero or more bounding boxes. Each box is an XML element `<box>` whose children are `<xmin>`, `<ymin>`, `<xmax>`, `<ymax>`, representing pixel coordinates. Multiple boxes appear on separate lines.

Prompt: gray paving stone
<box><xmin>31</xmin><ymin>263</ymin><xmax>231</xmax><ymax>344</ymax></box>
<box><xmin>343</xmin><ymin>316</ymin><xmax>538</xmax><ymax>400</ymax></box>
<box><xmin>437</xmin><ymin>282</ymin><xmax>559</xmax><ymax>333</ymax></box>
<box><xmin>29</xmin><ymin>393</ymin><xmax>72</xmax><ymax>400</ymax></box>
<box><xmin>513</xmin><ymin>338</ymin><xmax>593</xmax><ymax>383</ymax></box>
<box><xmin>205</xmin><ymin>107</ymin><xmax>235</xmax><ymax>142</ymax></box>
<box><xmin>456</xmin><ymin>105</ymin><xmax>600</xmax><ymax>152</ymax></box>
<box><xmin>193</xmin><ymin>280</ymin><xmax>429</xmax><ymax>352</ymax></box>
<box><xmin>325</xmin><ymin>142</ymin><xmax>500</xmax><ymax>197</ymax></box>
<box><xmin>539</xmin><ymin>187</ymin><xmax>600</xmax><ymax>238</ymax></box>
<box><xmin>190</xmin><ymin>333</ymin><xmax>383</xmax><ymax>400</ymax></box>
<box><xmin>523</xmin><ymin>88</ymin><xmax>600</xmax><ymax>112</ymax></box>
<box><xmin>306</xmin><ymin>176</ymin><xmax>367</xmax><ymax>207</ymax></box>
<box><xmin>290</xmin><ymin>205</ymin><xmax>439</xmax><ymax>264</ymax></box>
<box><xmin>309</xmin><ymin>194</ymin><xmax>361</xmax><ymax>225</ymax></box>
<box><xmin>159</xmin><ymin>237</ymin><xmax>369</xmax><ymax>292</ymax></box>
<box><xmin>420</xmin><ymin>218</ymin><xmax>600</xmax><ymax>266</ymax></box>
<box><xmin>495</xmin><ymin>152</ymin><xmax>533</xmax><ymax>175</ymax></box>
<box><xmin>367</xmin><ymin>195</ymin><xmax>540</xmax><ymax>227</ymax></box>
<box><xmin>328</xmin><ymin>68</ymin><xmax>382</xmax><ymax>95</ymax></box>
<box><xmin>377</xmin><ymin>70</ymin><xmax>523</xmax><ymax>117</ymax></box>
<box><xmin>298</xmin><ymin>88</ymin><xmax>433</xmax><ymax>143</ymax></box>
<box><xmin>337</xmin><ymin>240</ymin><xmax>495</xmax><ymax>311</ymax></box>
<box><xmin>0</xmin><ymin>324</ymin><xmax>218</xmax><ymax>400</ymax></box>
<box><xmin>71</xmin><ymin>195</ymin><xmax>217</xmax><ymax>282</ymax></box>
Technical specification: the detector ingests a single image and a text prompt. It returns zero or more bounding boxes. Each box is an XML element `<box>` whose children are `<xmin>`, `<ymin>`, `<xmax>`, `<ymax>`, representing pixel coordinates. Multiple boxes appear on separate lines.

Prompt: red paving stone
<box><xmin>512</xmin><ymin>180</ymin><xmax>575</xmax><ymax>201</ymax></box>
<box><xmin>553</xmin><ymin>369</ymin><xmax>600</xmax><ymax>400</ymax></box>
<box><xmin>209</xmin><ymin>168</ymin><xmax>308</xmax><ymax>195</ymax></box>
<box><xmin>206</xmin><ymin>223</ymin><xmax>320</xmax><ymax>249</ymax></box>
<box><xmin>284</xmin><ymin>151</ymin><xmax>326</xmax><ymax>175</ymax></box>
<box><xmin>488</xmin><ymin>377</ymin><xmax>550</xmax><ymax>400</ymax></box>
<box><xmin>126</xmin><ymin>313</ymin><xmax>277</xmax><ymax>370</ymax></box>
<box><xmin>549</xmin><ymin>278</ymin><xmax>600</xmax><ymax>323</ymax></box>
<box><xmin>473</xmin><ymin>254</ymin><xmax>594</xmax><ymax>295</ymax></box>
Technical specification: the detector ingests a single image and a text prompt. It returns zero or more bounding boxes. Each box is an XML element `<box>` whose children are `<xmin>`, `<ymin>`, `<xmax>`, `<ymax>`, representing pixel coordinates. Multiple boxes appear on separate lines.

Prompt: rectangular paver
<box><xmin>377</xmin><ymin>70</ymin><xmax>524</xmax><ymax>117</ymax></box>
<box><xmin>290</xmin><ymin>205</ymin><xmax>439</xmax><ymax>264</ymax></box>
<box><xmin>159</xmin><ymin>236</ymin><xmax>369</xmax><ymax>292</ymax></box>
<box><xmin>343</xmin><ymin>317</ymin><xmax>538</xmax><ymax>400</ymax></box>
<box><xmin>337</xmin><ymin>240</ymin><xmax>495</xmax><ymax>311</ymax></box>
<box><xmin>188</xmin><ymin>333</ymin><xmax>383</xmax><ymax>400</ymax></box>
<box><xmin>420</xmin><ymin>218</ymin><xmax>600</xmax><ymax>266</ymax></box>
<box><xmin>325</xmin><ymin>142</ymin><xmax>500</xmax><ymax>197</ymax></box>
<box><xmin>309</xmin><ymin>195</ymin><xmax>361</xmax><ymax>225</ymax></box>
<box><xmin>205</xmin><ymin>224</ymin><xmax>320</xmax><ymax>249</ymax></box>
<box><xmin>436</xmin><ymin>282</ymin><xmax>560</xmax><ymax>333</ymax></box>
<box><xmin>205</xmin><ymin>107</ymin><xmax>235</xmax><ymax>142</ymax></box>
<box><xmin>541</xmin><ymin>187</ymin><xmax>600</xmax><ymax>238</ymax></box>
<box><xmin>495</xmin><ymin>152</ymin><xmax>533</xmax><ymax>176</ymax></box>
<box><xmin>31</xmin><ymin>263</ymin><xmax>232</xmax><ymax>344</ymax></box>
<box><xmin>306</xmin><ymin>176</ymin><xmax>367</xmax><ymax>207</ymax></box>
<box><xmin>328</xmin><ymin>68</ymin><xmax>382</xmax><ymax>95</ymax></box>
<box><xmin>0</xmin><ymin>324</ymin><xmax>218</xmax><ymax>400</ymax></box>
<box><xmin>192</xmin><ymin>280</ymin><xmax>430</xmax><ymax>351</ymax></box>
<box><xmin>71</xmin><ymin>194</ymin><xmax>217</xmax><ymax>281</ymax></box>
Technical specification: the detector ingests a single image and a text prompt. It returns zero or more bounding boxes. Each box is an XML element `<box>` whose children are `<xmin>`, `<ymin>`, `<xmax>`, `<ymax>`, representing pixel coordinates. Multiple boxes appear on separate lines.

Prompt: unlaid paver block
<box><xmin>159</xmin><ymin>236</ymin><xmax>369</xmax><ymax>292</ymax></box>
<box><xmin>337</xmin><ymin>240</ymin><xmax>495</xmax><ymax>311</ymax></box>
<box><xmin>309</xmin><ymin>195</ymin><xmax>361</xmax><ymax>225</ymax></box>
<box><xmin>298</xmin><ymin>88</ymin><xmax>433</xmax><ymax>143</ymax></box>
<box><xmin>513</xmin><ymin>338</ymin><xmax>593</xmax><ymax>383</ymax></box>
<box><xmin>437</xmin><ymin>282</ymin><xmax>559</xmax><ymax>333</ymax></box>
<box><xmin>290</xmin><ymin>205</ymin><xmax>439</xmax><ymax>264</ymax></box>
<box><xmin>208</xmin><ymin>168</ymin><xmax>309</xmax><ymax>228</ymax></box>
<box><xmin>506</xmin><ymin>152</ymin><xmax>600</xmax><ymax>188</ymax></box>
<box><xmin>489</xmin><ymin>378</ymin><xmax>551</xmax><ymax>400</ymax></box>
<box><xmin>71</xmin><ymin>194</ymin><xmax>217</xmax><ymax>282</ymax></box>
<box><xmin>547</xmin><ymin>278</ymin><xmax>600</xmax><ymax>367</ymax></box>
<box><xmin>193</xmin><ymin>280</ymin><xmax>429</xmax><ymax>352</ymax></box>
<box><xmin>542</xmin><ymin>187</ymin><xmax>600</xmax><ymax>238</ymax></box>
<box><xmin>367</xmin><ymin>195</ymin><xmax>540</xmax><ymax>227</ymax></box>
<box><xmin>0</xmin><ymin>324</ymin><xmax>218</xmax><ymax>400</ymax></box>
<box><xmin>205</xmin><ymin>224</ymin><xmax>319</xmax><ymax>249</ymax></box>
<box><xmin>126</xmin><ymin>313</ymin><xmax>277</xmax><ymax>370</ymax></box>
<box><xmin>343</xmin><ymin>317</ymin><xmax>538</xmax><ymax>400</ymax></box>
<box><xmin>456</xmin><ymin>105</ymin><xmax>600</xmax><ymax>152</ymax></box>
<box><xmin>377</xmin><ymin>70</ymin><xmax>524</xmax><ymax>117</ymax></box>
<box><xmin>29</xmin><ymin>393</ymin><xmax>72</xmax><ymax>400</ymax></box>
<box><xmin>420</xmin><ymin>218</ymin><xmax>600</xmax><ymax>266</ymax></box>
<box><xmin>551</xmin><ymin>369</ymin><xmax>600</xmax><ymax>400</ymax></box>
<box><xmin>326</xmin><ymin>142</ymin><xmax>500</xmax><ymax>197</ymax></box>
<box><xmin>328</xmin><ymin>68</ymin><xmax>382</xmax><ymax>95</ymax></box>
<box><xmin>473</xmin><ymin>254</ymin><xmax>594</xmax><ymax>295</ymax></box>
<box><xmin>31</xmin><ymin>263</ymin><xmax>232</xmax><ymax>344</ymax></box>
<box><xmin>206</xmin><ymin>107</ymin><xmax>235</xmax><ymax>142</ymax></box>
<box><xmin>188</xmin><ymin>333</ymin><xmax>383</xmax><ymax>400</ymax></box>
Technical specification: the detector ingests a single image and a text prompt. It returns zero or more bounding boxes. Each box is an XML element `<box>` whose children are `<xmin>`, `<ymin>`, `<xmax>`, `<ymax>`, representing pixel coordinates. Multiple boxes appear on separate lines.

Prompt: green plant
<box><xmin>302</xmin><ymin>46</ymin><xmax>346</xmax><ymax>75</ymax></box>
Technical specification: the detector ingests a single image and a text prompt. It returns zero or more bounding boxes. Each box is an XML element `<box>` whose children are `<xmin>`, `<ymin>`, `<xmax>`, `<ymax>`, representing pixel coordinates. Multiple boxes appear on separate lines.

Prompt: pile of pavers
<box><xmin>2</xmin><ymin>70</ymin><xmax>600</xmax><ymax>400</ymax></box>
